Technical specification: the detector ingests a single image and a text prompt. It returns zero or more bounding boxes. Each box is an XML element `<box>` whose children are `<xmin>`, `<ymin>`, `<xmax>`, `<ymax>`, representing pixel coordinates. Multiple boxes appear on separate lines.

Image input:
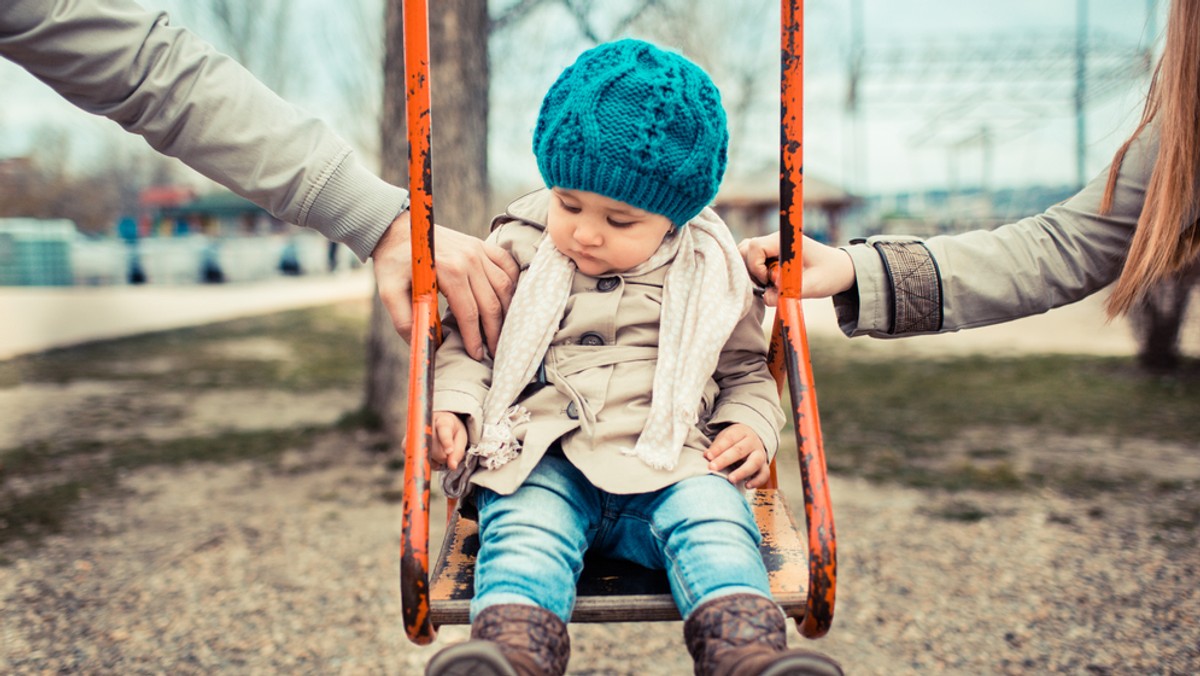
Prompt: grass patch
<box><xmin>923</xmin><ymin>499</ymin><xmax>995</xmax><ymax>523</ymax></box>
<box><xmin>0</xmin><ymin>480</ymin><xmax>91</xmax><ymax>543</ymax></box>
<box><xmin>3</xmin><ymin>438</ymin><xmax>113</xmax><ymax>466</ymax></box>
<box><xmin>0</xmin><ymin>425</ymin><xmax>366</xmax><ymax>549</ymax></box>
<box><xmin>5</xmin><ymin>303</ymin><xmax>1197</xmax><ymax>546</ymax></box>
<box><xmin>108</xmin><ymin>427</ymin><xmax>330</xmax><ymax>470</ymax></box>
<box><xmin>0</xmin><ymin>303</ymin><xmax>368</xmax><ymax>392</ymax></box>
<box><xmin>0</xmin><ymin>301</ymin><xmax>391</xmax><ymax>552</ymax></box>
<box><xmin>783</xmin><ymin>339</ymin><xmax>1200</xmax><ymax>495</ymax></box>
<box><xmin>810</xmin><ymin>346</ymin><xmax>1200</xmax><ymax>445</ymax></box>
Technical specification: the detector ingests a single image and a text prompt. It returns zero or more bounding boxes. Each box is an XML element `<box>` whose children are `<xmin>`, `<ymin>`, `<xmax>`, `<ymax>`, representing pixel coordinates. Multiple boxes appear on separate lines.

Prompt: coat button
<box><xmin>566</xmin><ymin>401</ymin><xmax>579</xmax><ymax>419</ymax></box>
<box><xmin>579</xmin><ymin>332</ymin><xmax>605</xmax><ymax>346</ymax></box>
<box><xmin>597</xmin><ymin>276</ymin><xmax>620</xmax><ymax>292</ymax></box>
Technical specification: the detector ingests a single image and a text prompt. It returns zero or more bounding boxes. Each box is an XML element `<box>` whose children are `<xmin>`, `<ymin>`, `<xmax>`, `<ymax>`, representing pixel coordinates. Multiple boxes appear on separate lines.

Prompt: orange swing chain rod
<box><xmin>400</xmin><ymin>0</ymin><xmax>438</xmax><ymax>646</ymax></box>
<box><xmin>778</xmin><ymin>0</ymin><xmax>837</xmax><ymax>639</ymax></box>
<box><xmin>398</xmin><ymin>0</ymin><xmax>835</xmax><ymax>644</ymax></box>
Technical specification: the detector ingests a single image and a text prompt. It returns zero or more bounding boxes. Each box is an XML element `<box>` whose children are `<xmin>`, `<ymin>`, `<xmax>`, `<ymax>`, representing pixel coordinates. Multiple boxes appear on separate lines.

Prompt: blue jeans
<box><xmin>471</xmin><ymin>451</ymin><xmax>770</xmax><ymax>623</ymax></box>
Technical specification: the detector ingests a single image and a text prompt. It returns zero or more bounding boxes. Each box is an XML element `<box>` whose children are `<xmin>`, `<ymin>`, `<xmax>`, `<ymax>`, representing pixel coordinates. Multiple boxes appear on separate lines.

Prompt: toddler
<box><xmin>425</xmin><ymin>39</ymin><xmax>843</xmax><ymax>676</ymax></box>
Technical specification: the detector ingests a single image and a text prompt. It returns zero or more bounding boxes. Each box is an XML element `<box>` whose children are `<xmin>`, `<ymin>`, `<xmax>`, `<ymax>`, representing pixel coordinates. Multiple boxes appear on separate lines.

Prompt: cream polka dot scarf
<box><xmin>446</xmin><ymin>208</ymin><xmax>750</xmax><ymax>494</ymax></box>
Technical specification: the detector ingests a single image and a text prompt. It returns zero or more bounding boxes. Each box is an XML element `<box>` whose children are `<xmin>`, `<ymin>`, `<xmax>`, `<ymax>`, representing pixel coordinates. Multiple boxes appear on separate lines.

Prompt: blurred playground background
<box><xmin>2</xmin><ymin>1</ymin><xmax>1198</xmax><ymax>674</ymax></box>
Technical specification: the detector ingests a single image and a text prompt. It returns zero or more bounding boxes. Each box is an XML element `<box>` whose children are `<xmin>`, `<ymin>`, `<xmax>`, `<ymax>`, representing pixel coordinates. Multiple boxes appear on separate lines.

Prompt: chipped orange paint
<box><xmin>406</xmin><ymin>0</ymin><xmax>435</xmax><ymax>300</ymax></box>
<box><xmin>400</xmin><ymin>0</ymin><xmax>835</xmax><ymax>647</ymax></box>
<box><xmin>779</xmin><ymin>298</ymin><xmax>837</xmax><ymax>639</ymax></box>
<box><xmin>427</xmin><ymin>490</ymin><xmax>812</xmax><ymax>627</ymax></box>
<box><xmin>428</xmin><ymin>510</ymin><xmax>480</xmax><ymax>626</ymax></box>
<box><xmin>400</xmin><ymin>0</ymin><xmax>437</xmax><ymax>647</ymax></box>
<box><xmin>779</xmin><ymin>0</ymin><xmax>805</xmax><ymax>301</ymax></box>
<box><xmin>401</xmin><ymin>296</ymin><xmax>437</xmax><ymax>645</ymax></box>
<box><xmin>777</xmin><ymin>0</ymin><xmax>837</xmax><ymax>639</ymax></box>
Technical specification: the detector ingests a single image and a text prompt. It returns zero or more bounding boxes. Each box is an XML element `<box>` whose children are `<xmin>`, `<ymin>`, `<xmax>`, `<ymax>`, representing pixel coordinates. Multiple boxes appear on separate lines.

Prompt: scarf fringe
<box><xmin>469</xmin><ymin>405</ymin><xmax>531</xmax><ymax>471</ymax></box>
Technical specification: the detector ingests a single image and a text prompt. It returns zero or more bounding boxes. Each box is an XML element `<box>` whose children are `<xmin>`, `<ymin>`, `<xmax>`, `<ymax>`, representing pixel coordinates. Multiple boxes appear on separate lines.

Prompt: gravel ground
<box><xmin>2</xmin><ymin>293</ymin><xmax>1198</xmax><ymax>674</ymax></box>
<box><xmin>2</xmin><ymin>430</ymin><xmax>1197</xmax><ymax>675</ymax></box>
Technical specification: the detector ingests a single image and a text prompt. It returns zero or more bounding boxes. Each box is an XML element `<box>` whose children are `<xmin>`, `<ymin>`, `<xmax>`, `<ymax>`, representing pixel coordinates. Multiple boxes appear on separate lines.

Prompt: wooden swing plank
<box><xmin>427</xmin><ymin>487</ymin><xmax>809</xmax><ymax>625</ymax></box>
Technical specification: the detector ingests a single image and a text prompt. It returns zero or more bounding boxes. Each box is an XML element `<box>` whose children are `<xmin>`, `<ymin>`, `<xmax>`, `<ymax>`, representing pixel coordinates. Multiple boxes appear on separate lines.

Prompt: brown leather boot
<box><xmin>424</xmin><ymin>604</ymin><xmax>571</xmax><ymax>676</ymax></box>
<box><xmin>683</xmin><ymin>594</ymin><xmax>844</xmax><ymax>676</ymax></box>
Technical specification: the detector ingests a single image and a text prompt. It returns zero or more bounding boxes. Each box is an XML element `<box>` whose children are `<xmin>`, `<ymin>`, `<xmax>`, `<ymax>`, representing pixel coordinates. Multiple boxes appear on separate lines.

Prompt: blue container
<box><xmin>0</xmin><ymin>219</ymin><xmax>77</xmax><ymax>286</ymax></box>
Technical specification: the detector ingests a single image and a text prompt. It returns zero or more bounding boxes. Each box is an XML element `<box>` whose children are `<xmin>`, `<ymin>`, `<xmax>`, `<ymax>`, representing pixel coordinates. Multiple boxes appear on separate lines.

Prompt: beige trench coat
<box><xmin>433</xmin><ymin>190</ymin><xmax>784</xmax><ymax>496</ymax></box>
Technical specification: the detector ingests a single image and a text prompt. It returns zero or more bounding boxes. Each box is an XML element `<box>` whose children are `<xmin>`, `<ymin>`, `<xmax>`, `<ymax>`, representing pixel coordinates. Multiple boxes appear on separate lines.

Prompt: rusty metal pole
<box><xmin>780</xmin><ymin>0</ymin><xmax>837</xmax><ymax>639</ymax></box>
<box><xmin>400</xmin><ymin>0</ymin><xmax>438</xmax><ymax>646</ymax></box>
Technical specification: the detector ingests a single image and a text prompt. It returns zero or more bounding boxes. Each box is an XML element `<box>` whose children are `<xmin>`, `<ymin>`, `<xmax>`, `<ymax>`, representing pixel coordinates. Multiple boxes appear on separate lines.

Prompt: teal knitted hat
<box><xmin>533</xmin><ymin>39</ymin><xmax>729</xmax><ymax>227</ymax></box>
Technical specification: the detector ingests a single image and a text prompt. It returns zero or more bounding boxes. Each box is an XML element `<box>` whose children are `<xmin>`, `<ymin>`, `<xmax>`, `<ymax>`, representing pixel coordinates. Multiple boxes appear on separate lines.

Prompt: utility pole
<box><xmin>1074</xmin><ymin>0</ymin><xmax>1088</xmax><ymax>189</ymax></box>
<box><xmin>844</xmin><ymin>0</ymin><xmax>866</xmax><ymax>196</ymax></box>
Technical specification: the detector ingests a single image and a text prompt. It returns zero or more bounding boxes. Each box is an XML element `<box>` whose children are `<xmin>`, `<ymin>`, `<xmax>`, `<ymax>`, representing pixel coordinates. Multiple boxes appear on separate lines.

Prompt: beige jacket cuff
<box><xmin>303</xmin><ymin>154</ymin><xmax>410</xmax><ymax>262</ymax></box>
<box><xmin>836</xmin><ymin>242</ymin><xmax>892</xmax><ymax>336</ymax></box>
<box><xmin>432</xmin><ymin>383</ymin><xmax>488</xmax><ymax>442</ymax></box>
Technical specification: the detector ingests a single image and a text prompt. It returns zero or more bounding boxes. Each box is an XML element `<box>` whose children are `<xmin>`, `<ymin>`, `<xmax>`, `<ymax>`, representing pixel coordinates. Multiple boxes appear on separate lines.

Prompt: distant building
<box><xmin>0</xmin><ymin>218</ymin><xmax>76</xmax><ymax>286</ymax></box>
<box><xmin>139</xmin><ymin>187</ymin><xmax>288</xmax><ymax>238</ymax></box>
<box><xmin>0</xmin><ymin>218</ymin><xmax>128</xmax><ymax>286</ymax></box>
<box><xmin>0</xmin><ymin>156</ymin><xmax>35</xmax><ymax>186</ymax></box>
<box><xmin>714</xmin><ymin>173</ymin><xmax>861</xmax><ymax>244</ymax></box>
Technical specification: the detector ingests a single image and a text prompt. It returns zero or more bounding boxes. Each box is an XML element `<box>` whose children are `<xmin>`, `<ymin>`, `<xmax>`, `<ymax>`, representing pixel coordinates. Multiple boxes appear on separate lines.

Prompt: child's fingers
<box><xmin>741</xmin><ymin>459</ymin><xmax>773</xmax><ymax>489</ymax></box>
<box><xmin>446</xmin><ymin>424</ymin><xmax>467</xmax><ymax>471</ymax></box>
<box><xmin>704</xmin><ymin>426</ymin><xmax>747</xmax><ymax>460</ymax></box>
<box><xmin>763</xmin><ymin>285</ymin><xmax>780</xmax><ymax>307</ymax></box>
<box><xmin>432</xmin><ymin>414</ymin><xmax>467</xmax><ymax>469</ymax></box>
<box><xmin>706</xmin><ymin>432</ymin><xmax>754</xmax><ymax>472</ymax></box>
<box><xmin>439</xmin><ymin>422</ymin><xmax>456</xmax><ymax>470</ymax></box>
<box><xmin>727</xmin><ymin>449</ymin><xmax>769</xmax><ymax>487</ymax></box>
<box><xmin>433</xmin><ymin>420</ymin><xmax>448</xmax><ymax>447</ymax></box>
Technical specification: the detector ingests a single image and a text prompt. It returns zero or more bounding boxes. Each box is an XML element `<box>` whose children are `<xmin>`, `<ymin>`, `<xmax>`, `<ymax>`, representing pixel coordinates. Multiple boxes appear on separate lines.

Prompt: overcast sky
<box><xmin>0</xmin><ymin>0</ymin><xmax>1166</xmax><ymax>197</ymax></box>
<box><xmin>817</xmin><ymin>0</ymin><xmax>1162</xmax><ymax>194</ymax></box>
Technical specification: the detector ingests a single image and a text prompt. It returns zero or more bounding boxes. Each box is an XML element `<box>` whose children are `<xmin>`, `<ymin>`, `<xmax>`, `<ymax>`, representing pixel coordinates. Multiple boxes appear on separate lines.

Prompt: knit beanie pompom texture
<box><xmin>533</xmin><ymin>39</ymin><xmax>729</xmax><ymax>227</ymax></box>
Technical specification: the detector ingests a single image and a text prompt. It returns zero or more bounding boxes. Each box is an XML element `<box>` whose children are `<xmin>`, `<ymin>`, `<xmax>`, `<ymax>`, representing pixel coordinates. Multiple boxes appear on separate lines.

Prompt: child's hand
<box><xmin>431</xmin><ymin>411</ymin><xmax>468</xmax><ymax>471</ymax></box>
<box><xmin>704</xmin><ymin>423</ymin><xmax>770</xmax><ymax>489</ymax></box>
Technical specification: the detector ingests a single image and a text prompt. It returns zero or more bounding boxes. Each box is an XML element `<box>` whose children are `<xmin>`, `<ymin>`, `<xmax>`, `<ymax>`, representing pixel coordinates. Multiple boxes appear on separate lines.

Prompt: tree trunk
<box><xmin>429</xmin><ymin>0</ymin><xmax>490</xmax><ymax>238</ymax></box>
<box><xmin>365</xmin><ymin>0</ymin><xmax>491</xmax><ymax>441</ymax></box>
<box><xmin>363</xmin><ymin>0</ymin><xmax>413</xmax><ymax>440</ymax></box>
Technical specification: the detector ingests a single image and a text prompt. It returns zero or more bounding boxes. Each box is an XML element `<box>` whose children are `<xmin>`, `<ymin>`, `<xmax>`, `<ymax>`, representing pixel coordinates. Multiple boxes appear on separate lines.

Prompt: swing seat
<box><xmin>428</xmin><ymin>487</ymin><xmax>809</xmax><ymax>625</ymax></box>
<box><xmin>397</xmin><ymin>0</ymin><xmax>831</xmax><ymax>646</ymax></box>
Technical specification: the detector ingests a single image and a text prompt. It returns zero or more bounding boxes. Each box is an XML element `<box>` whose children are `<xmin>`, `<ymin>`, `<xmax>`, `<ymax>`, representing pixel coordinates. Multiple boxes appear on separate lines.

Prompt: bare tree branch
<box><xmin>561</xmin><ymin>0</ymin><xmax>601</xmax><ymax>44</ymax></box>
<box><xmin>611</xmin><ymin>0</ymin><xmax>661</xmax><ymax>36</ymax></box>
<box><xmin>186</xmin><ymin>0</ymin><xmax>296</xmax><ymax>98</ymax></box>
<box><xmin>491</xmin><ymin>0</ymin><xmax>554</xmax><ymax>33</ymax></box>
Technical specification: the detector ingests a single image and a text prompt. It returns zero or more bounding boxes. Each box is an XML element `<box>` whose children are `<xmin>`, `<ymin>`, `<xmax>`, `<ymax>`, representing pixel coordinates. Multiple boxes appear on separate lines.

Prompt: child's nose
<box><xmin>573</xmin><ymin>220</ymin><xmax>603</xmax><ymax>247</ymax></box>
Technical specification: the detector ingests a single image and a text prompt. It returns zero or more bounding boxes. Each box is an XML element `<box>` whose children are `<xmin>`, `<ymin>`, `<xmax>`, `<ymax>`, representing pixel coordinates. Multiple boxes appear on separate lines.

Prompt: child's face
<box><xmin>546</xmin><ymin>188</ymin><xmax>674</xmax><ymax>276</ymax></box>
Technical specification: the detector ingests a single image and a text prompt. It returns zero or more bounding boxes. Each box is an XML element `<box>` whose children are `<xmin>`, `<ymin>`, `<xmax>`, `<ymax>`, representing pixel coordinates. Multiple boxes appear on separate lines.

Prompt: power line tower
<box><xmin>845</xmin><ymin>0</ymin><xmax>1157</xmax><ymax>194</ymax></box>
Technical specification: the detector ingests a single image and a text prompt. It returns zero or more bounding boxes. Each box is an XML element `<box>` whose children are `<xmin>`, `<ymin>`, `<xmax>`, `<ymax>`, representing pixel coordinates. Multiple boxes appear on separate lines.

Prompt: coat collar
<box><xmin>491</xmin><ymin>188</ymin><xmax>550</xmax><ymax>233</ymax></box>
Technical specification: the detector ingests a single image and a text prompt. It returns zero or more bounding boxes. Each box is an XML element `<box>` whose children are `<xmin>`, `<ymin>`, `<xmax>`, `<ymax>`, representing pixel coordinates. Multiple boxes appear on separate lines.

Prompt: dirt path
<box><xmin>2</xmin><ymin>295</ymin><xmax>1198</xmax><ymax>674</ymax></box>
<box><xmin>3</xmin><ymin>430</ymin><xmax>1196</xmax><ymax>674</ymax></box>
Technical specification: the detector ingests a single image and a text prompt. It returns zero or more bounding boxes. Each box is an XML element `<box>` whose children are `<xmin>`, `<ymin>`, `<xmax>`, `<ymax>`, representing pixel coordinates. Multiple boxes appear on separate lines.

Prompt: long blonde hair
<box><xmin>1102</xmin><ymin>0</ymin><xmax>1200</xmax><ymax>316</ymax></box>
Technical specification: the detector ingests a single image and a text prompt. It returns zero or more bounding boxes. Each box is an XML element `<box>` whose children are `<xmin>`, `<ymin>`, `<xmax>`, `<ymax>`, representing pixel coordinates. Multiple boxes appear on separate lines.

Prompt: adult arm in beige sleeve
<box><xmin>836</xmin><ymin>126</ymin><xmax>1153</xmax><ymax>338</ymax></box>
<box><xmin>0</xmin><ymin>0</ymin><xmax>406</xmax><ymax>260</ymax></box>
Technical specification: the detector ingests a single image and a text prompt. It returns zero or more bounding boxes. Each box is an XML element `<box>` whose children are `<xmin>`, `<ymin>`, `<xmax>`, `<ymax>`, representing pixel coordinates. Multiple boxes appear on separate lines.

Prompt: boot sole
<box><xmin>759</xmin><ymin>651</ymin><xmax>845</xmax><ymax>676</ymax></box>
<box><xmin>424</xmin><ymin>640</ymin><xmax>519</xmax><ymax>676</ymax></box>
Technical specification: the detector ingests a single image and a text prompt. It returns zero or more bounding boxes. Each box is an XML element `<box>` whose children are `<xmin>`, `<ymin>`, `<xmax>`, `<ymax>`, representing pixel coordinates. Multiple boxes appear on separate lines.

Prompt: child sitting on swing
<box><xmin>426</xmin><ymin>39</ymin><xmax>843</xmax><ymax>676</ymax></box>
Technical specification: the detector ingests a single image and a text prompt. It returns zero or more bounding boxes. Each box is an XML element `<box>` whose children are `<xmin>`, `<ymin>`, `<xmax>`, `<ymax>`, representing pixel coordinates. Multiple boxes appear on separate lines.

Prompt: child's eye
<box><xmin>558</xmin><ymin>199</ymin><xmax>582</xmax><ymax>214</ymax></box>
<box><xmin>607</xmin><ymin>218</ymin><xmax>636</xmax><ymax>228</ymax></box>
